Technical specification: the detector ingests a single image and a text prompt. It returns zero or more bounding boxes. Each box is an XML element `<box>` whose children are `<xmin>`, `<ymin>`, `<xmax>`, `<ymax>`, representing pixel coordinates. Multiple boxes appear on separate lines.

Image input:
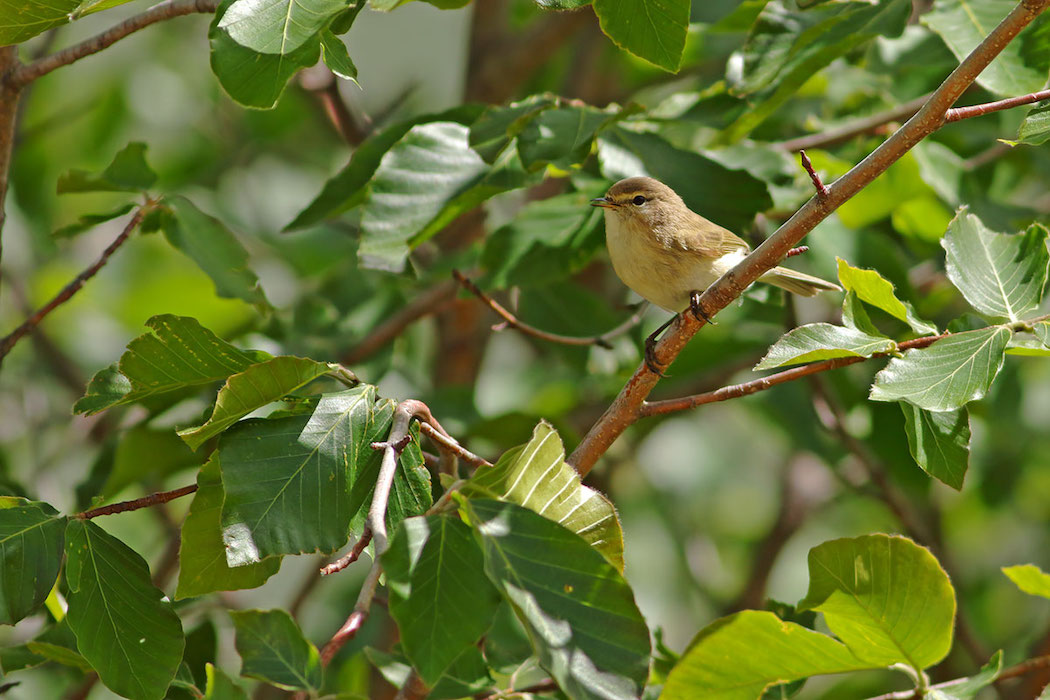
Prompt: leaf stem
<box><xmin>76</xmin><ymin>484</ymin><xmax>198</xmax><ymax>520</ymax></box>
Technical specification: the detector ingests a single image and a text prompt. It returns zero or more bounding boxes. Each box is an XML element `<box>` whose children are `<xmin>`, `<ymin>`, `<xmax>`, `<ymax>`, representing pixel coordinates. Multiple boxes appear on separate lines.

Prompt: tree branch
<box><xmin>342</xmin><ymin>280</ymin><xmax>458</xmax><ymax>365</ymax></box>
<box><xmin>0</xmin><ymin>206</ymin><xmax>147</xmax><ymax>365</ymax></box>
<box><xmin>298</xmin><ymin>65</ymin><xmax>371</xmax><ymax>146</ymax></box>
<box><xmin>945</xmin><ymin>88</ymin><xmax>1050</xmax><ymax>122</ymax></box>
<box><xmin>318</xmin><ymin>557</ymin><xmax>382</xmax><ymax>666</ymax></box>
<box><xmin>568</xmin><ymin>0</ymin><xmax>1050</xmax><ymax>476</ymax></box>
<box><xmin>76</xmin><ymin>484</ymin><xmax>198</xmax><ymax>519</ymax></box>
<box><xmin>8</xmin><ymin>0</ymin><xmax>221</xmax><ymax>88</ymax></box>
<box><xmin>864</xmin><ymin>654</ymin><xmax>1050</xmax><ymax>700</ymax></box>
<box><xmin>0</xmin><ymin>47</ymin><xmax>20</xmax><ymax>279</ymax></box>
<box><xmin>776</xmin><ymin>93</ymin><xmax>931</xmax><ymax>152</ymax></box>
<box><xmin>319</xmin><ymin>529</ymin><xmax>372</xmax><ymax>576</ymax></box>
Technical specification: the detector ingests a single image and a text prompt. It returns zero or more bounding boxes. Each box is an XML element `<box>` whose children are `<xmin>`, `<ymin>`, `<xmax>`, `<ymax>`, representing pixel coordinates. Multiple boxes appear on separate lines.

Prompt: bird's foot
<box><xmin>690</xmin><ymin>291</ymin><xmax>716</xmax><ymax>325</ymax></box>
<box><xmin>643</xmin><ymin>333</ymin><xmax>666</xmax><ymax>377</ymax></box>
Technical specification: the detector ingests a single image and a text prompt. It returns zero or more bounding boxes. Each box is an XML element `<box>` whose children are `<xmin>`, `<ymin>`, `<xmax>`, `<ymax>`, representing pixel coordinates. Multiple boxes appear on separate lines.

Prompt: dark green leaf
<box><xmin>0</xmin><ymin>498</ymin><xmax>65</xmax><ymax>625</ymax></box>
<box><xmin>0</xmin><ymin>0</ymin><xmax>79</xmax><ymax>42</ymax></box>
<box><xmin>160</xmin><ymin>196</ymin><xmax>268</xmax><ymax>308</ymax></box>
<box><xmin>836</xmin><ymin>258</ymin><xmax>938</xmax><ymax>335</ymax></box>
<box><xmin>469</xmin><ymin>94</ymin><xmax>558</xmax><ymax>164</ymax></box>
<box><xmin>179</xmin><ymin>355</ymin><xmax>335</xmax><ymax>449</ymax></box>
<box><xmin>103</xmin><ymin>426</ymin><xmax>203</xmax><ymax>500</ymax></box>
<box><xmin>481</xmin><ymin>190</ymin><xmax>604</xmax><ymax>289</ymax></box>
<box><xmin>755</xmin><ymin>323</ymin><xmax>896</xmax><ymax>369</ymax></box>
<box><xmin>286</xmin><ymin>105</ymin><xmax>483</xmax><ymax>230</ymax></box>
<box><xmin>176</xmin><ymin>457</ymin><xmax>281</xmax><ymax>599</ymax></box>
<box><xmin>870</xmin><ymin>327</ymin><xmax>1011</xmax><ymax>411</ymax></box>
<box><xmin>1002</xmin><ymin>564</ymin><xmax>1050</xmax><ymax>599</ymax></box>
<box><xmin>205</xmin><ymin>663</ymin><xmax>249</xmax><ymax>700</ymax></box>
<box><xmin>382</xmin><ymin>515</ymin><xmax>500</xmax><ymax>685</ymax></box>
<box><xmin>463</xmin><ymin>499</ymin><xmax>650</xmax><ymax>700</ymax></box>
<box><xmin>1017</xmin><ymin>102</ymin><xmax>1050</xmax><ymax>146</ymax></box>
<box><xmin>65</xmin><ymin>519</ymin><xmax>185</xmax><ymax>700</ymax></box>
<box><xmin>592</xmin><ymin>0</ymin><xmax>690</xmax><ymax>72</ymax></box>
<box><xmin>516</xmin><ymin>104</ymin><xmax>619</xmax><ymax>172</ymax></box>
<box><xmin>710</xmin><ymin>0</ymin><xmax>772</xmax><ymax>32</ymax></box>
<box><xmin>483</xmin><ymin>602</ymin><xmax>533</xmax><ymax>673</ymax></box>
<box><xmin>724</xmin><ymin>0</ymin><xmax>910</xmax><ymax>141</ymax></box>
<box><xmin>74</xmin><ymin>315</ymin><xmax>262</xmax><ymax>415</ymax></box>
<box><xmin>230</xmin><ymin>609</ymin><xmax>321</xmax><ymax>691</ymax></box>
<box><xmin>216</xmin><ymin>0</ymin><xmax>347</xmax><ymax>54</ymax></box>
<box><xmin>53</xmin><ymin>203</ymin><xmax>136</xmax><ymax>239</ymax></box>
<box><xmin>461</xmin><ymin>421</ymin><xmax>624</xmax><ymax>570</ymax></box>
<box><xmin>428</xmin><ymin>646</ymin><xmax>494</xmax><ymax>699</ymax></box>
<box><xmin>942</xmin><ymin>211</ymin><xmax>1049</xmax><ymax>322</ymax></box>
<box><xmin>598</xmin><ymin>127</ymin><xmax>773</xmax><ymax>232</ymax></box>
<box><xmin>57</xmin><ymin>142</ymin><xmax>157</xmax><ymax>193</ymax></box>
<box><xmin>320</xmin><ymin>30</ymin><xmax>357</xmax><ymax>81</ymax></box>
<box><xmin>25</xmin><ymin>619</ymin><xmax>91</xmax><ymax>671</ymax></box>
<box><xmin>220</xmin><ymin>385</ymin><xmax>390</xmax><ymax>561</ymax></box>
<box><xmin>0</xmin><ymin>642</ymin><xmax>47</xmax><ymax>674</ymax></box>
<box><xmin>799</xmin><ymin>534</ymin><xmax>955</xmax><ymax>670</ymax></box>
<box><xmin>901</xmin><ymin>404</ymin><xmax>970</xmax><ymax>490</ymax></box>
<box><xmin>922</xmin><ymin>0</ymin><xmax>1046</xmax><ymax>96</ymax></box>
<box><xmin>662</xmin><ymin>610</ymin><xmax>872</xmax><ymax>700</ymax></box>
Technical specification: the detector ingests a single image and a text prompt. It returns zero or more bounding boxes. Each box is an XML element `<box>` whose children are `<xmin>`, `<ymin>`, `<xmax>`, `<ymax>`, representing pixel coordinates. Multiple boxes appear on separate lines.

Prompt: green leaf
<box><xmin>901</xmin><ymin>404</ymin><xmax>970</xmax><ymax>490</ymax></box>
<box><xmin>65</xmin><ymin>519</ymin><xmax>185</xmax><ymax>700</ymax></box>
<box><xmin>1035</xmin><ymin>321</ymin><xmax>1050</xmax><ymax>348</ymax></box>
<box><xmin>176</xmin><ymin>457</ymin><xmax>281</xmax><ymax>599</ymax></box>
<box><xmin>1002</xmin><ymin>564</ymin><xmax>1050</xmax><ymax>599</ymax></box>
<box><xmin>103</xmin><ymin>426</ymin><xmax>203</xmax><ymax>500</ymax></box>
<box><xmin>469</xmin><ymin>94</ymin><xmax>558</xmax><ymax>164</ymax></box>
<box><xmin>0</xmin><ymin>498</ymin><xmax>65</xmax><ymax>625</ymax></box>
<box><xmin>755</xmin><ymin>323</ymin><xmax>896</xmax><ymax>370</ymax></box>
<box><xmin>724</xmin><ymin>0</ymin><xmax>910</xmax><ymax>141</ymax></box>
<box><xmin>382</xmin><ymin>515</ymin><xmax>500</xmax><ymax>685</ymax></box>
<box><xmin>836</xmin><ymin>258</ymin><xmax>938</xmax><ymax>335</ymax></box>
<box><xmin>461</xmin><ymin>421</ymin><xmax>624</xmax><ymax>571</ymax></box>
<box><xmin>481</xmin><ymin>189</ymin><xmax>605</xmax><ymax>289</ymax></box>
<box><xmin>209</xmin><ymin>0</ymin><xmax>321</xmax><ymax>110</ymax></box>
<box><xmin>320</xmin><ymin>30</ymin><xmax>357</xmax><ymax>81</ymax></box>
<box><xmin>359</xmin><ymin>122</ymin><xmax>536</xmax><ymax>271</ymax></box>
<box><xmin>0</xmin><ymin>0</ymin><xmax>79</xmax><ymax>42</ymax></box>
<box><xmin>1017</xmin><ymin>102</ymin><xmax>1050</xmax><ymax>146</ymax></box>
<box><xmin>25</xmin><ymin>619</ymin><xmax>91</xmax><ymax>671</ymax></box>
<box><xmin>516</xmin><ymin>104</ymin><xmax>619</xmax><ymax>172</ymax></box>
<box><xmin>922</xmin><ymin>0</ymin><xmax>1047</xmax><ymax>97</ymax></box>
<box><xmin>57</xmin><ymin>142</ymin><xmax>157</xmax><ymax>194</ymax></box>
<box><xmin>592</xmin><ymin>0</ymin><xmax>690</xmax><ymax>72</ymax></box>
<box><xmin>428</xmin><ymin>646</ymin><xmax>494</xmax><ymax>699</ymax></box>
<box><xmin>160</xmin><ymin>196</ymin><xmax>268</xmax><ymax>308</ymax></box>
<box><xmin>74</xmin><ymin>315</ymin><xmax>262</xmax><ymax>415</ymax></box>
<box><xmin>942</xmin><ymin>212</ymin><xmax>1049</xmax><ymax>322</ymax></box>
<box><xmin>286</xmin><ymin>105</ymin><xmax>482</xmax><ymax>230</ymax></box>
<box><xmin>53</xmin><ymin>203</ymin><xmax>136</xmax><ymax>239</ymax></box>
<box><xmin>842</xmin><ymin>291</ymin><xmax>881</xmax><ymax>336</ymax></box>
<box><xmin>662</xmin><ymin>610</ymin><xmax>872</xmax><ymax>700</ymax></box>
<box><xmin>598</xmin><ymin>126</ymin><xmax>773</xmax><ymax>232</ymax></box>
<box><xmin>230</xmin><ymin>609</ymin><xmax>322</xmax><ymax>691</ymax></box>
<box><xmin>178</xmin><ymin>355</ymin><xmax>335</xmax><ymax>449</ymax></box>
<box><xmin>927</xmin><ymin>651</ymin><xmax>1002</xmax><ymax>700</ymax></box>
<box><xmin>205</xmin><ymin>664</ymin><xmax>249</xmax><ymax>700</ymax></box>
<box><xmin>798</xmin><ymin>534</ymin><xmax>955</xmax><ymax>670</ymax></box>
<box><xmin>870</xmin><ymin>327</ymin><xmax>1011</xmax><ymax>411</ymax></box>
<box><xmin>217</xmin><ymin>0</ymin><xmax>347</xmax><ymax>54</ymax></box>
<box><xmin>220</xmin><ymin>385</ymin><xmax>395</xmax><ymax>562</ymax></box>
<box><xmin>462</xmin><ymin>499</ymin><xmax>650</xmax><ymax>700</ymax></box>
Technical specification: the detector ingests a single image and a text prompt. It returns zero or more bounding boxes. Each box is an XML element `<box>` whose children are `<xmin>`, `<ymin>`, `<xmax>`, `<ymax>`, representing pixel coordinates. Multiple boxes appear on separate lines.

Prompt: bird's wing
<box><xmin>680</xmin><ymin>214</ymin><xmax>751</xmax><ymax>256</ymax></box>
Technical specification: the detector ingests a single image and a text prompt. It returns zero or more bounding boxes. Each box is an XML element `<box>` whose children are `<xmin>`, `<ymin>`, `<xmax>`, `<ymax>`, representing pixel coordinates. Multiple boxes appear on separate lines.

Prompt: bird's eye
<box><xmin>632</xmin><ymin>195</ymin><xmax>646</xmax><ymax>206</ymax></box>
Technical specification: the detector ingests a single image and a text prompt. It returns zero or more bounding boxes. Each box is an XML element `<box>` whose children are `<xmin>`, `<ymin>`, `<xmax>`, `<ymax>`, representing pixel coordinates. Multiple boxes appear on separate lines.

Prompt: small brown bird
<box><xmin>591</xmin><ymin>176</ymin><xmax>840</xmax><ymax>372</ymax></box>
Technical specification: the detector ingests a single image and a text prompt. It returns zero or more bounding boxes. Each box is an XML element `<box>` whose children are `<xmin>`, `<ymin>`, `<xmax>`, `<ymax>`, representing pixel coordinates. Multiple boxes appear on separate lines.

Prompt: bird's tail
<box><xmin>759</xmin><ymin>267</ymin><xmax>841</xmax><ymax>297</ymax></box>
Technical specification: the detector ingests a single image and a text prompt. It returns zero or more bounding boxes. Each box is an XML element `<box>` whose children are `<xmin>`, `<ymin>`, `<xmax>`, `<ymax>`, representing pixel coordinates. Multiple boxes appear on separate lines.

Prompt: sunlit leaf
<box><xmin>836</xmin><ymin>258</ymin><xmax>938</xmax><ymax>335</ymax></box>
<box><xmin>516</xmin><ymin>104</ymin><xmax>619</xmax><ymax>172</ymax></box>
<box><xmin>593</xmin><ymin>0</ymin><xmax>690</xmax><ymax>72</ymax></box>
<box><xmin>0</xmin><ymin>0</ymin><xmax>79</xmax><ymax>42</ymax></box>
<box><xmin>469</xmin><ymin>94</ymin><xmax>558</xmax><ymax>163</ymax></box>
<box><xmin>0</xmin><ymin>498</ymin><xmax>66</xmax><ymax>625</ymax></box>
<box><xmin>320</xmin><ymin>30</ymin><xmax>357</xmax><ymax>81</ymax></box>
<box><xmin>382</xmin><ymin>515</ymin><xmax>500</xmax><ymax>685</ymax></box>
<box><xmin>217</xmin><ymin>0</ymin><xmax>347</xmax><ymax>54</ymax></box>
<box><xmin>942</xmin><ymin>211</ymin><xmax>1048</xmax><ymax>322</ymax></box>
<box><xmin>901</xmin><ymin>404</ymin><xmax>970</xmax><ymax>490</ymax></box>
<box><xmin>230</xmin><ymin>609</ymin><xmax>322</xmax><ymax>691</ymax></box>
<box><xmin>461</xmin><ymin>421</ymin><xmax>624</xmax><ymax>571</ymax></box>
<box><xmin>870</xmin><ymin>327</ymin><xmax>1011</xmax><ymax>411</ymax></box>
<box><xmin>1002</xmin><ymin>564</ymin><xmax>1050</xmax><ymax>600</ymax></box>
<box><xmin>927</xmin><ymin>650</ymin><xmax>1002</xmax><ymax>700</ymax></box>
<box><xmin>799</xmin><ymin>534</ymin><xmax>955</xmax><ymax>670</ymax></box>
<box><xmin>755</xmin><ymin>323</ymin><xmax>896</xmax><ymax>369</ymax></box>
<box><xmin>65</xmin><ymin>520</ymin><xmax>185</xmax><ymax>700</ymax></box>
<box><xmin>1017</xmin><ymin>103</ymin><xmax>1050</xmax><ymax>146</ymax></box>
<box><xmin>462</xmin><ymin>499</ymin><xmax>650</xmax><ymax>700</ymax></box>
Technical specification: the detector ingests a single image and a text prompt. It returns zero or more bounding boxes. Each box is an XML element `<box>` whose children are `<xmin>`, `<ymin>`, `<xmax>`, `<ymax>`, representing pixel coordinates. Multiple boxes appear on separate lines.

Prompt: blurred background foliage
<box><xmin>2</xmin><ymin>0</ymin><xmax>1050</xmax><ymax>697</ymax></box>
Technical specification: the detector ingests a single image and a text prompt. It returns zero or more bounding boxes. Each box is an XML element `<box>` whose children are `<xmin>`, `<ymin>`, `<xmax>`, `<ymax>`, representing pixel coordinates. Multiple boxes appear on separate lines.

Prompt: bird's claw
<box><xmin>689</xmin><ymin>291</ymin><xmax>716</xmax><ymax>325</ymax></box>
<box><xmin>644</xmin><ymin>335</ymin><xmax>666</xmax><ymax>377</ymax></box>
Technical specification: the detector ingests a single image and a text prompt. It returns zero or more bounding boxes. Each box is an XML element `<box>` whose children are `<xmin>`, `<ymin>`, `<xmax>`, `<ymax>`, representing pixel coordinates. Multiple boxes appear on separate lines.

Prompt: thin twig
<box><xmin>863</xmin><ymin>654</ymin><xmax>1050</xmax><ymax>700</ymax></box>
<box><xmin>568</xmin><ymin>0</ymin><xmax>1050</xmax><ymax>475</ymax></box>
<box><xmin>419</xmin><ymin>421</ymin><xmax>492</xmax><ymax>470</ymax></box>
<box><xmin>342</xmin><ymin>280</ymin><xmax>458</xmax><ymax>365</ymax></box>
<box><xmin>475</xmin><ymin>679</ymin><xmax>558</xmax><ymax>699</ymax></box>
<box><xmin>298</xmin><ymin>65</ymin><xmax>370</xmax><ymax>146</ymax></box>
<box><xmin>320</xmin><ymin>529</ymin><xmax>373</xmax><ymax>576</ymax></box>
<box><xmin>776</xmin><ymin>93</ymin><xmax>932</xmax><ymax>152</ymax></box>
<box><xmin>945</xmin><ymin>88</ymin><xmax>1050</xmax><ymax>122</ymax></box>
<box><xmin>76</xmin><ymin>484</ymin><xmax>198</xmax><ymax>519</ymax></box>
<box><xmin>452</xmin><ymin>269</ymin><xmax>643</xmax><ymax>349</ymax></box>
<box><xmin>785</xmin><ymin>246</ymin><xmax>809</xmax><ymax>258</ymax></box>
<box><xmin>799</xmin><ymin>150</ymin><xmax>829</xmax><ymax>199</ymax></box>
<box><xmin>0</xmin><ymin>207</ymin><xmax>147</xmax><ymax>364</ymax></box>
<box><xmin>8</xmin><ymin>0</ymin><xmax>221</xmax><ymax>88</ymax></box>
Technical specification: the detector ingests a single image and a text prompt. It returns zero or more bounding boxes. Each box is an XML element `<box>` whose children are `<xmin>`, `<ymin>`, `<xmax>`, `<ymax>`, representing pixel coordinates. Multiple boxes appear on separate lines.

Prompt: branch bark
<box><xmin>76</xmin><ymin>484</ymin><xmax>198</xmax><ymax>519</ymax></box>
<box><xmin>568</xmin><ymin>0</ymin><xmax>1050</xmax><ymax>476</ymax></box>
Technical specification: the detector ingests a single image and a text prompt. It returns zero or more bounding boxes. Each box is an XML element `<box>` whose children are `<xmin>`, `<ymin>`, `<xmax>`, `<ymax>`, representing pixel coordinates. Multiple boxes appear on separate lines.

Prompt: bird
<box><xmin>591</xmin><ymin>176</ymin><xmax>840</xmax><ymax>373</ymax></box>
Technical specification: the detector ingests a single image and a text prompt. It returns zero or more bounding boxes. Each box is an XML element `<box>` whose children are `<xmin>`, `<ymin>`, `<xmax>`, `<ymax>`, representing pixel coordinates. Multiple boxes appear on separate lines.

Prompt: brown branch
<box><xmin>419</xmin><ymin>420</ymin><xmax>492</xmax><ymax>470</ymax></box>
<box><xmin>342</xmin><ymin>280</ymin><xmax>458</xmax><ymax>365</ymax></box>
<box><xmin>568</xmin><ymin>0</ymin><xmax>1050</xmax><ymax>476</ymax></box>
<box><xmin>8</xmin><ymin>0</ymin><xmax>221</xmax><ymax>88</ymax></box>
<box><xmin>785</xmin><ymin>246</ymin><xmax>809</xmax><ymax>258</ymax></box>
<box><xmin>799</xmin><ymin>150</ymin><xmax>829</xmax><ymax>198</ymax></box>
<box><xmin>76</xmin><ymin>484</ymin><xmax>198</xmax><ymax>519</ymax></box>
<box><xmin>298</xmin><ymin>65</ymin><xmax>371</xmax><ymax>146</ymax></box>
<box><xmin>776</xmin><ymin>93</ymin><xmax>932</xmax><ymax>152</ymax></box>
<box><xmin>320</xmin><ymin>529</ymin><xmax>373</xmax><ymax>576</ymax></box>
<box><xmin>0</xmin><ymin>207</ymin><xmax>146</xmax><ymax>365</ymax></box>
<box><xmin>453</xmin><ymin>269</ymin><xmax>642</xmax><ymax>349</ymax></box>
<box><xmin>945</xmin><ymin>88</ymin><xmax>1050</xmax><ymax>122</ymax></box>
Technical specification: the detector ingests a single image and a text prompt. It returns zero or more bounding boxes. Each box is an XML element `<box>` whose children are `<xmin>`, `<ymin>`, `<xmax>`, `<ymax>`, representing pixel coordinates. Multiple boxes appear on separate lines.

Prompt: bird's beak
<box><xmin>590</xmin><ymin>197</ymin><xmax>616</xmax><ymax>209</ymax></box>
